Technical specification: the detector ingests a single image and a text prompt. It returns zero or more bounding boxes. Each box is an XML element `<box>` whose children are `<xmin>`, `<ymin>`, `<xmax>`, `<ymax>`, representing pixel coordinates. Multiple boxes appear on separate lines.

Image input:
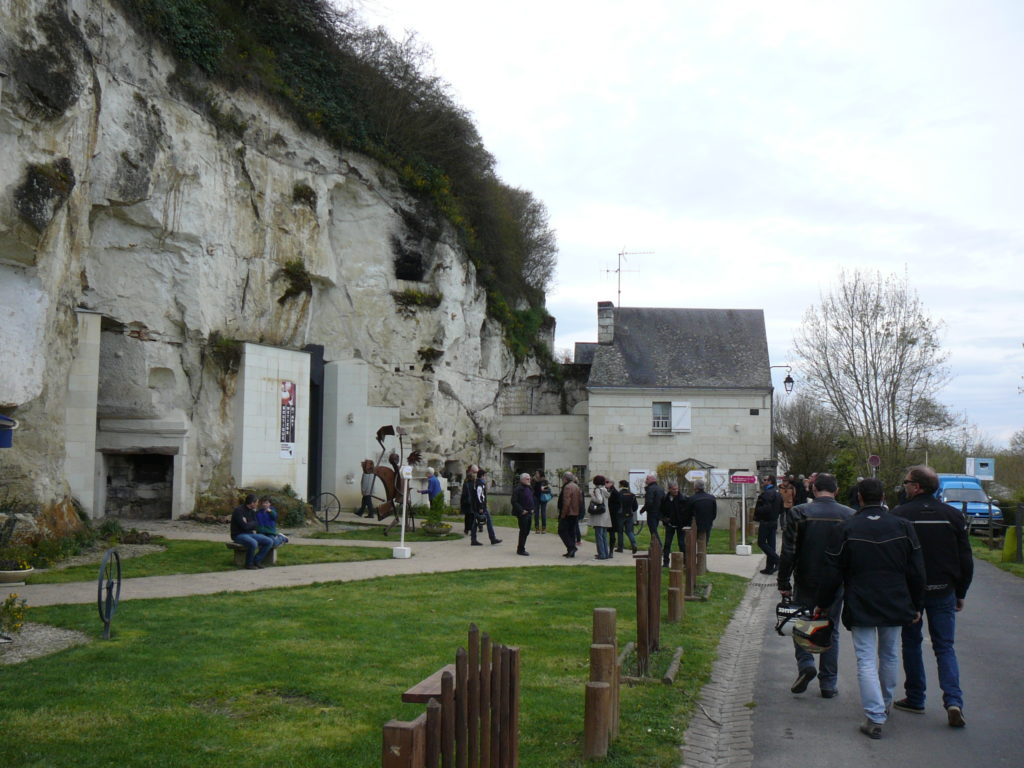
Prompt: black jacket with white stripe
<box><xmin>892</xmin><ymin>494</ymin><xmax>974</xmax><ymax>599</ymax></box>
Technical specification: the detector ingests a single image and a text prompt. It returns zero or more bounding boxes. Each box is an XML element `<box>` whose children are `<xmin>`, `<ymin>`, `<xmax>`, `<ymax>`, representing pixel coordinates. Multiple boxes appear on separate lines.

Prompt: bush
<box><xmin>1</xmin><ymin>593</ymin><xmax>28</xmax><ymax>634</ymax></box>
<box><xmin>97</xmin><ymin>518</ymin><xmax>126</xmax><ymax>542</ymax></box>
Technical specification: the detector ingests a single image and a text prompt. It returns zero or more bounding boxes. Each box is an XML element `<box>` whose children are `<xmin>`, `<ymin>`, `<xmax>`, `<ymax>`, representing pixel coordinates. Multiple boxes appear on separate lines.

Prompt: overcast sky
<box><xmin>359</xmin><ymin>0</ymin><xmax>1023</xmax><ymax>447</ymax></box>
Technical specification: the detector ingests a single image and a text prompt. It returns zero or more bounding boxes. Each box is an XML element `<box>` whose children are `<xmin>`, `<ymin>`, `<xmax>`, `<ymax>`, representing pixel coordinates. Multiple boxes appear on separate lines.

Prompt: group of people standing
<box><xmin>773</xmin><ymin>467</ymin><xmax>973</xmax><ymax>740</ymax></box>
<box><xmin>638</xmin><ymin>474</ymin><xmax>718</xmax><ymax>567</ymax></box>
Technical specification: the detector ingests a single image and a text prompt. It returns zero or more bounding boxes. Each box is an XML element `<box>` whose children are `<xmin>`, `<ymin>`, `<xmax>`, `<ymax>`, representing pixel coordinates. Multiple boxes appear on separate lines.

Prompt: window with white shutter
<box><xmin>671</xmin><ymin>402</ymin><xmax>691</xmax><ymax>432</ymax></box>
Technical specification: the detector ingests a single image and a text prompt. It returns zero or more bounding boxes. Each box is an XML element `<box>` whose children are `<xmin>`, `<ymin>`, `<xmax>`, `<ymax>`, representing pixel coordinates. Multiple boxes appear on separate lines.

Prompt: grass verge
<box><xmin>971</xmin><ymin>537</ymin><xmax>1023</xmax><ymax>578</ymax></box>
<box><xmin>25</xmin><ymin>539</ymin><xmax>391</xmax><ymax>584</ymax></box>
<box><xmin>1</xmin><ymin>567</ymin><xmax>747</xmax><ymax>767</ymax></box>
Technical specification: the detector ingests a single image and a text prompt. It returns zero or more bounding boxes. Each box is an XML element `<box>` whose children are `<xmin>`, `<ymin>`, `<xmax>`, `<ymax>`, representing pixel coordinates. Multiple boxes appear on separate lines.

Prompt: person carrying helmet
<box><xmin>777</xmin><ymin>473</ymin><xmax>854</xmax><ymax>698</ymax></box>
<box><xmin>815</xmin><ymin>478</ymin><xmax>926</xmax><ymax>740</ymax></box>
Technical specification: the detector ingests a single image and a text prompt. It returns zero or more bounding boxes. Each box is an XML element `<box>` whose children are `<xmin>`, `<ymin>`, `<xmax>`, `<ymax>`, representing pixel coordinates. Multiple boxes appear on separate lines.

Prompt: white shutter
<box><xmin>671</xmin><ymin>402</ymin><xmax>691</xmax><ymax>432</ymax></box>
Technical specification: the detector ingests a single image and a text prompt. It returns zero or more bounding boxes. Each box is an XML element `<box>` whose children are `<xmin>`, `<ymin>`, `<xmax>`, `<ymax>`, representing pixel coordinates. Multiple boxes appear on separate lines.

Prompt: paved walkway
<box><xmin>682</xmin><ymin>558</ymin><xmax>1023</xmax><ymax>767</ymax></box>
<box><xmin>13</xmin><ymin>517</ymin><xmax>763</xmax><ymax>607</ymax></box>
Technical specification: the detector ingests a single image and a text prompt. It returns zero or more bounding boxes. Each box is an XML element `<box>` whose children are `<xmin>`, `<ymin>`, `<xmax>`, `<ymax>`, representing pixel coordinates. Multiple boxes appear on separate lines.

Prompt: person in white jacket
<box><xmin>589</xmin><ymin>475</ymin><xmax>613</xmax><ymax>559</ymax></box>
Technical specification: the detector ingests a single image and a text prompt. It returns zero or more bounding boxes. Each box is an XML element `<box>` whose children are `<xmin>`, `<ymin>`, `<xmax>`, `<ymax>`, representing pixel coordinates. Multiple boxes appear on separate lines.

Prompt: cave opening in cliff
<box><xmin>103</xmin><ymin>453</ymin><xmax>173</xmax><ymax>519</ymax></box>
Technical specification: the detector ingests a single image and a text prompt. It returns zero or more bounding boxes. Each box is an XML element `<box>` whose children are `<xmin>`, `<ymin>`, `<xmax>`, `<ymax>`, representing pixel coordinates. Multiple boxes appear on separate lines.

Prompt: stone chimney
<box><xmin>597</xmin><ymin>301</ymin><xmax>615</xmax><ymax>344</ymax></box>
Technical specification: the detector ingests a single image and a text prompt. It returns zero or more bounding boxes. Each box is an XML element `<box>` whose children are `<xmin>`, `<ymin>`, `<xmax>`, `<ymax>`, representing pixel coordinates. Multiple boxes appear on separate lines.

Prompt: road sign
<box><xmin>730</xmin><ymin>474</ymin><xmax>757</xmax><ymax>484</ymax></box>
<box><xmin>868</xmin><ymin>454</ymin><xmax>881</xmax><ymax>468</ymax></box>
<box><xmin>685</xmin><ymin>470</ymin><xmax>706</xmax><ymax>482</ymax></box>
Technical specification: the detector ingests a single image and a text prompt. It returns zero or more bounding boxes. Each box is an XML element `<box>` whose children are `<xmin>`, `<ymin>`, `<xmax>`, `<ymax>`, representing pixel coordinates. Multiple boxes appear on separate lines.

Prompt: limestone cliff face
<box><xmin>0</xmin><ymin>0</ymin><xmax>538</xmax><ymax>506</ymax></box>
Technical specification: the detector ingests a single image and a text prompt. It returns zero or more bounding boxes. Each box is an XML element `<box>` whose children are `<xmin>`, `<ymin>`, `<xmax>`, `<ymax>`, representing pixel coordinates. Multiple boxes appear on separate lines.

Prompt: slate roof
<box><xmin>574</xmin><ymin>342</ymin><xmax>598</xmax><ymax>365</ymax></box>
<box><xmin>587</xmin><ymin>307</ymin><xmax>771</xmax><ymax>389</ymax></box>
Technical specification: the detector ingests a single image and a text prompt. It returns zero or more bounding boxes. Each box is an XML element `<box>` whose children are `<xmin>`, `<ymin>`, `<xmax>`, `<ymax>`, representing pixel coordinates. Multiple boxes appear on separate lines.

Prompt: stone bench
<box><xmin>226</xmin><ymin>541</ymin><xmax>278</xmax><ymax>567</ymax></box>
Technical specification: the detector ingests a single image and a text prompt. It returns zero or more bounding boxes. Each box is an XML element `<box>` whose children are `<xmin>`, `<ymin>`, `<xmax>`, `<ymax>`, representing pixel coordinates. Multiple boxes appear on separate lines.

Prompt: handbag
<box><xmin>539</xmin><ymin>491</ymin><xmax>552</xmax><ymax>503</ymax></box>
<box><xmin>587</xmin><ymin>501</ymin><xmax>606</xmax><ymax>517</ymax></box>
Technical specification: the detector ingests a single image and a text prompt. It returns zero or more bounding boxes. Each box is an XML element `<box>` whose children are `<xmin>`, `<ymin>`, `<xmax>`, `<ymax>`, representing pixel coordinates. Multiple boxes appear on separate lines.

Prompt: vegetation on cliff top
<box><xmin>114</xmin><ymin>0</ymin><xmax>556</xmax><ymax>356</ymax></box>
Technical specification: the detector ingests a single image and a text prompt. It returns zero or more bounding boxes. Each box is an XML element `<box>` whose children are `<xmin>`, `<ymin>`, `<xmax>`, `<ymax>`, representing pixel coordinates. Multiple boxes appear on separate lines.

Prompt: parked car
<box><xmin>935</xmin><ymin>474</ymin><xmax>1003</xmax><ymax>532</ymax></box>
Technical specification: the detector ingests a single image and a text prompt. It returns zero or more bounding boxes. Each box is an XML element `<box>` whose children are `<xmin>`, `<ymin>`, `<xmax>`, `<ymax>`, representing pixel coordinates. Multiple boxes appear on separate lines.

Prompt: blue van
<box><xmin>934</xmin><ymin>474</ymin><xmax>1002</xmax><ymax>531</ymax></box>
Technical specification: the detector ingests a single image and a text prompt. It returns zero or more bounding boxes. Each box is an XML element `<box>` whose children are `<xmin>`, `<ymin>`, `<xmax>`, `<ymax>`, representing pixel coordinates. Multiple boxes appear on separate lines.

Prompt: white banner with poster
<box><xmin>280</xmin><ymin>380</ymin><xmax>296</xmax><ymax>458</ymax></box>
<box><xmin>710</xmin><ymin>468</ymin><xmax>729</xmax><ymax>497</ymax></box>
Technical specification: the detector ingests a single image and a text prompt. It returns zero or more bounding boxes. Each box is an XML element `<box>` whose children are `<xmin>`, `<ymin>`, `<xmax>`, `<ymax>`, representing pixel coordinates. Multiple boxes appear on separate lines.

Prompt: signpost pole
<box><xmin>393</xmin><ymin>465</ymin><xmax>412</xmax><ymax>559</ymax></box>
<box><xmin>730</xmin><ymin>473</ymin><xmax>756</xmax><ymax>555</ymax></box>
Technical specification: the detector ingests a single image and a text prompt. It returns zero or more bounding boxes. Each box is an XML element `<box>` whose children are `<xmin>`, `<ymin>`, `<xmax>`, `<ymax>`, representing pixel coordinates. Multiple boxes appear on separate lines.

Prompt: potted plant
<box><xmin>421</xmin><ymin>495</ymin><xmax>452</xmax><ymax>535</ymax></box>
<box><xmin>0</xmin><ymin>549</ymin><xmax>33</xmax><ymax>584</ymax></box>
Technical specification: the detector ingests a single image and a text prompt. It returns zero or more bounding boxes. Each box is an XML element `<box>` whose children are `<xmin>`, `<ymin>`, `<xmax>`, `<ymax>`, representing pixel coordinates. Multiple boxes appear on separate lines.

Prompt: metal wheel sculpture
<box><xmin>311</xmin><ymin>492</ymin><xmax>341</xmax><ymax>530</ymax></box>
<box><xmin>97</xmin><ymin>548</ymin><xmax>122</xmax><ymax>640</ymax></box>
<box><xmin>371</xmin><ymin>425</ymin><xmax>421</xmax><ymax>536</ymax></box>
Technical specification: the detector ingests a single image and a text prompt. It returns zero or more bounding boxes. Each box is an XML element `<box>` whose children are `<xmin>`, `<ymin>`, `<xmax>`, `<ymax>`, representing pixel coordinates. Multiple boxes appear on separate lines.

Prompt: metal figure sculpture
<box><xmin>370</xmin><ymin>425</ymin><xmax>422</xmax><ymax>534</ymax></box>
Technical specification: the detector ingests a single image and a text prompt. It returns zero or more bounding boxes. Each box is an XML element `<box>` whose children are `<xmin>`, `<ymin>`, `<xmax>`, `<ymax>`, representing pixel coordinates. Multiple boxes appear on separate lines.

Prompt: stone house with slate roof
<box><xmin>499</xmin><ymin>302</ymin><xmax>772</xmax><ymax>502</ymax></box>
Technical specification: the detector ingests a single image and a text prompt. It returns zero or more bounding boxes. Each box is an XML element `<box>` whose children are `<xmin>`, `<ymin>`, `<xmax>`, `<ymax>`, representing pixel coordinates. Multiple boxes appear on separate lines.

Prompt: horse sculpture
<box><xmin>369</xmin><ymin>425</ymin><xmax>422</xmax><ymax>534</ymax></box>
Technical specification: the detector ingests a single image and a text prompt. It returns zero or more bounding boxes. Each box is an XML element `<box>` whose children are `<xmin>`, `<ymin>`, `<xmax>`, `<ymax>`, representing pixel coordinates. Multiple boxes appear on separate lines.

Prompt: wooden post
<box><xmin>592</xmin><ymin>606</ymin><xmax>619</xmax><ymax>737</ymax></box>
<box><xmin>456</xmin><ymin>648</ymin><xmax>468</xmax><ymax>768</ymax></box>
<box><xmin>590</xmin><ymin>642</ymin><xmax>615</xmax><ymax>746</ymax></box>
<box><xmin>636</xmin><ymin>557</ymin><xmax>650</xmax><ymax>676</ymax></box>
<box><xmin>662</xmin><ymin>647</ymin><xmax>685</xmax><ymax>685</ymax></box>
<box><xmin>507</xmin><ymin>646</ymin><xmax>520</xmax><ymax>768</ymax></box>
<box><xmin>442</xmin><ymin>670</ymin><xmax>455</xmax><ymax>768</ymax></box>
<box><xmin>490</xmin><ymin>644</ymin><xmax>503</xmax><ymax>768</ymax></box>
<box><xmin>499</xmin><ymin>646</ymin><xmax>512</xmax><ymax>768</ymax></box>
<box><xmin>467</xmin><ymin>626</ymin><xmax>480</xmax><ymax>768</ymax></box>
<box><xmin>426</xmin><ymin>699</ymin><xmax>442</xmax><ymax>768</ymax></box>
<box><xmin>685</xmin><ymin>527</ymin><xmax>697</xmax><ymax>597</ymax></box>
<box><xmin>649</xmin><ymin>534</ymin><xmax>661</xmax><ymax>651</ymax></box>
<box><xmin>383</xmin><ymin>714</ymin><xmax>426</xmax><ymax>768</ymax></box>
<box><xmin>696</xmin><ymin>531</ymin><xmax>707</xmax><ymax>576</ymax></box>
<box><xmin>667</xmin><ymin>552</ymin><xmax>684</xmax><ymax>623</ymax></box>
<box><xmin>592</xmin><ymin>607</ymin><xmax>616</xmax><ymax>645</ymax></box>
<box><xmin>583</xmin><ymin>682</ymin><xmax>611</xmax><ymax>759</ymax></box>
<box><xmin>729</xmin><ymin>516</ymin><xmax>737</xmax><ymax>549</ymax></box>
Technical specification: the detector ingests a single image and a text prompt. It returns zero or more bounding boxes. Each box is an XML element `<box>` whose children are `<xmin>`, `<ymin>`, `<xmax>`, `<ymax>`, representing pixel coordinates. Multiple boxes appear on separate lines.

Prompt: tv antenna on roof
<box><xmin>604</xmin><ymin>247</ymin><xmax>653</xmax><ymax>307</ymax></box>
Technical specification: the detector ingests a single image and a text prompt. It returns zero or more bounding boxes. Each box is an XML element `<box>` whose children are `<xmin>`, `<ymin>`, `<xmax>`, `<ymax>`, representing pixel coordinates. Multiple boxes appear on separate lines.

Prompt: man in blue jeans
<box><xmin>892</xmin><ymin>465</ymin><xmax>974</xmax><ymax>728</ymax></box>
<box><xmin>230</xmin><ymin>494</ymin><xmax>275</xmax><ymax>570</ymax></box>
<box><xmin>815</xmin><ymin>478</ymin><xmax>925</xmax><ymax>739</ymax></box>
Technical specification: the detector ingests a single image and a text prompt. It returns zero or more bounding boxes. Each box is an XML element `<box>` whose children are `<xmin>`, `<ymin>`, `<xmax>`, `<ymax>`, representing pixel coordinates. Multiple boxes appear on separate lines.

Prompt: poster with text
<box><xmin>280</xmin><ymin>380</ymin><xmax>296</xmax><ymax>459</ymax></box>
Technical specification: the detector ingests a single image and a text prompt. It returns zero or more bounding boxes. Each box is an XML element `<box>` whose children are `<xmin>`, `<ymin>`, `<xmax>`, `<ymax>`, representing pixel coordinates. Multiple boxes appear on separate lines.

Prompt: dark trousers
<box><xmin>464</xmin><ymin>512</ymin><xmax>479</xmax><ymax>542</ymax></box>
<box><xmin>757</xmin><ymin>520</ymin><xmax>779</xmax><ymax>570</ymax></box>
<box><xmin>358</xmin><ymin>495</ymin><xmax>374</xmax><ymax>517</ymax></box>
<box><xmin>647</xmin><ymin>512</ymin><xmax>663</xmax><ymax>548</ymax></box>
<box><xmin>516</xmin><ymin>512</ymin><xmax>532</xmax><ymax>553</ymax></box>
<box><xmin>662</xmin><ymin>523</ymin><xmax>680</xmax><ymax>565</ymax></box>
<box><xmin>558</xmin><ymin>516</ymin><xmax>577</xmax><ymax>552</ymax></box>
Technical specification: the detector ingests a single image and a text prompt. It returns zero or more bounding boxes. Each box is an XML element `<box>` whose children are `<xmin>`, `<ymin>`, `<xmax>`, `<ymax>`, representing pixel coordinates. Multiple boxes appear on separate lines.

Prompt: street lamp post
<box><xmin>768</xmin><ymin>365</ymin><xmax>795</xmax><ymax>477</ymax></box>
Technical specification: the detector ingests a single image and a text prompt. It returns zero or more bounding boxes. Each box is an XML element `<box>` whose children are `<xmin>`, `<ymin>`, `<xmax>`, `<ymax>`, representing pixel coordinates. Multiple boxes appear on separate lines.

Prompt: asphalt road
<box><xmin>751</xmin><ymin>558</ymin><xmax>1024</xmax><ymax>766</ymax></box>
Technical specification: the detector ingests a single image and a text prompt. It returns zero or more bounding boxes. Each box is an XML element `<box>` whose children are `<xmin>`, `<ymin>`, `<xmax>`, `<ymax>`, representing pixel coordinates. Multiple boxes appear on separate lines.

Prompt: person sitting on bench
<box><xmin>256</xmin><ymin>496</ymin><xmax>289</xmax><ymax>548</ymax></box>
<box><xmin>231</xmin><ymin>494</ymin><xmax>274</xmax><ymax>570</ymax></box>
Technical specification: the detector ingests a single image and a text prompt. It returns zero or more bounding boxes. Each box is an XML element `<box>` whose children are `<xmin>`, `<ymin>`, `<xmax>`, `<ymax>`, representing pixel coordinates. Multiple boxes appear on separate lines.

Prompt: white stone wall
<box><xmin>322</xmin><ymin>359</ymin><xmax>400</xmax><ymax>509</ymax></box>
<box><xmin>231</xmin><ymin>344</ymin><xmax>311</xmax><ymax>495</ymax></box>
<box><xmin>499</xmin><ymin>413</ymin><xmax>590</xmax><ymax>476</ymax></box>
<box><xmin>62</xmin><ymin>311</ymin><xmax>101</xmax><ymax>515</ymax></box>
<box><xmin>587</xmin><ymin>389</ymin><xmax>772</xmax><ymax>484</ymax></box>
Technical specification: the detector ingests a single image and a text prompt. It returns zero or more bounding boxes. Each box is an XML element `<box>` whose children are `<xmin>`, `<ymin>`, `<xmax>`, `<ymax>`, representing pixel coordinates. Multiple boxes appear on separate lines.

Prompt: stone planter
<box><xmin>0</xmin><ymin>567</ymin><xmax>33</xmax><ymax>584</ymax></box>
<box><xmin>422</xmin><ymin>522</ymin><xmax>452</xmax><ymax>535</ymax></box>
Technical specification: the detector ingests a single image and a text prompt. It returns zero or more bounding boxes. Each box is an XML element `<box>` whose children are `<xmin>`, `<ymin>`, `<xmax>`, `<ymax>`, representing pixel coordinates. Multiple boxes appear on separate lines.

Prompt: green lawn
<box><xmin>25</xmin><ymin>539</ymin><xmax>391</xmax><ymax>584</ymax></box>
<box><xmin>971</xmin><ymin>537</ymin><xmax>1024</xmax><ymax>578</ymax></box>
<box><xmin>1</xmin><ymin>567</ymin><xmax>747</xmax><ymax>767</ymax></box>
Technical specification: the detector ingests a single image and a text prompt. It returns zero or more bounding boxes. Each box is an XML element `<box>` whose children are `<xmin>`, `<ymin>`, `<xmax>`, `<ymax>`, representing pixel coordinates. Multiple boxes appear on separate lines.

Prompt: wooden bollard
<box><xmin>426</xmin><ymin>699</ymin><xmax>441</xmax><ymax>768</ymax></box>
<box><xmin>684</xmin><ymin>527</ymin><xmax>697</xmax><ymax>597</ymax></box>
<box><xmin>383</xmin><ymin>714</ymin><xmax>426</xmax><ymax>768</ymax></box>
<box><xmin>696</xmin><ymin>533</ymin><xmax>707</xmax><ymax>576</ymax></box>
<box><xmin>441</xmin><ymin>671</ymin><xmax>455</xmax><ymax>768</ymax></box>
<box><xmin>583</xmin><ymin>682</ymin><xmax>611</xmax><ymax>758</ymax></box>
<box><xmin>480</xmin><ymin>633</ymin><xmax>492</xmax><ymax>767</ymax></box>
<box><xmin>668</xmin><ymin>552</ymin><xmax>684</xmax><ymax>622</ymax></box>
<box><xmin>648</xmin><ymin>535</ymin><xmax>661</xmax><ymax>651</ymax></box>
<box><xmin>662</xmin><ymin>647</ymin><xmax>685</xmax><ymax>685</ymax></box>
<box><xmin>729</xmin><ymin>516</ymin><xmax>737</xmax><ymax>549</ymax></box>
<box><xmin>592</xmin><ymin>607</ymin><xmax>617</xmax><ymax>646</ymax></box>
<box><xmin>508</xmin><ymin>646</ymin><xmax>520</xmax><ymax>768</ymax></box>
<box><xmin>467</xmin><ymin>626</ymin><xmax>480</xmax><ymax>768</ymax></box>
<box><xmin>590</xmin><ymin>643</ymin><xmax>615</xmax><ymax>740</ymax></box>
<box><xmin>456</xmin><ymin>648</ymin><xmax>468</xmax><ymax>768</ymax></box>
<box><xmin>636</xmin><ymin>557</ymin><xmax>650</xmax><ymax>676</ymax></box>
<box><xmin>592</xmin><ymin>607</ymin><xmax>619</xmax><ymax>737</ymax></box>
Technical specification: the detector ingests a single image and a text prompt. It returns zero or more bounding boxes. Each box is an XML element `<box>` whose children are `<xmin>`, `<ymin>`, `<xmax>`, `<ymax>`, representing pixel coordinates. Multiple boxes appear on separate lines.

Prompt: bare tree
<box><xmin>793</xmin><ymin>269</ymin><xmax>951</xmax><ymax>491</ymax></box>
<box><xmin>773</xmin><ymin>393</ymin><xmax>845</xmax><ymax>476</ymax></box>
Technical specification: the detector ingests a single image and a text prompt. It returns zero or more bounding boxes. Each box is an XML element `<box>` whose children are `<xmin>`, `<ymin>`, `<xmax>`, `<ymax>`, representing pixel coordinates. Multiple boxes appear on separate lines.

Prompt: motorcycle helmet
<box><xmin>775</xmin><ymin>598</ymin><xmax>833</xmax><ymax>653</ymax></box>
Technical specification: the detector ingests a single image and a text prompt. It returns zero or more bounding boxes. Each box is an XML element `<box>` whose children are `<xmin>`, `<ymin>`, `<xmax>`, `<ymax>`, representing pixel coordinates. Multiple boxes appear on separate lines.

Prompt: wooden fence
<box><xmin>382</xmin><ymin>624</ymin><xmax>520</xmax><ymax>768</ymax></box>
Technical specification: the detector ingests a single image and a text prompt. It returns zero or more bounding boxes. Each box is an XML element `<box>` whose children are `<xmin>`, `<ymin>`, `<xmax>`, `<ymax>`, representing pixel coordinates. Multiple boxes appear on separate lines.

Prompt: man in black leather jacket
<box><xmin>891</xmin><ymin>465</ymin><xmax>973</xmax><ymax>727</ymax></box>
<box><xmin>777</xmin><ymin>473</ymin><xmax>854</xmax><ymax>697</ymax></box>
<box><xmin>754</xmin><ymin>477</ymin><xmax>782</xmax><ymax>574</ymax></box>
